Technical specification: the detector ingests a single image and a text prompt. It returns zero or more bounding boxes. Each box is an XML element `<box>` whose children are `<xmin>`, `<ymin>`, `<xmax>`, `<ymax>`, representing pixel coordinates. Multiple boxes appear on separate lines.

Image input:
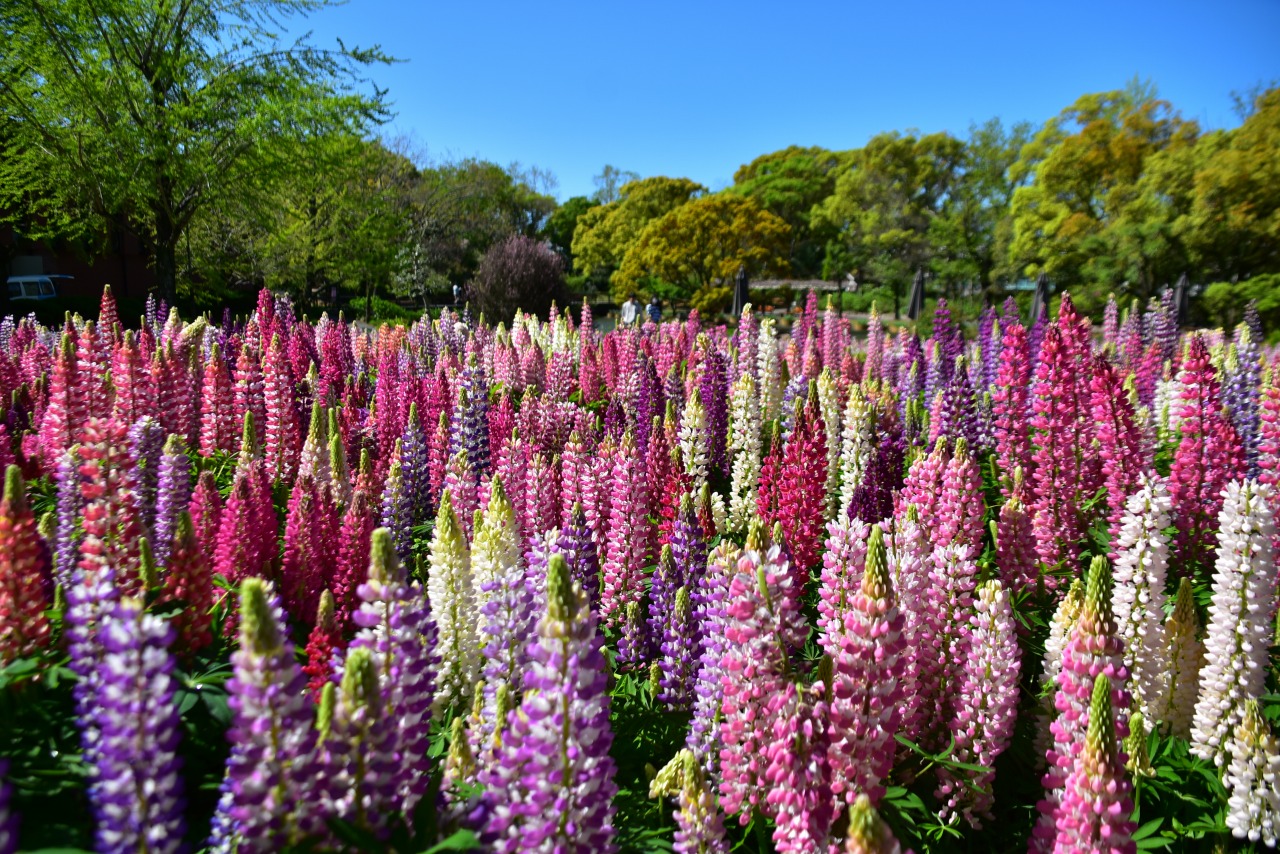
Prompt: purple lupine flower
<box><xmin>635</xmin><ymin>355</ymin><xmax>663</xmax><ymax>455</ymax></box>
<box><xmin>978</xmin><ymin>306</ymin><xmax>999</xmax><ymax>392</ymax></box>
<box><xmin>54</xmin><ymin>446</ymin><xmax>82</xmax><ymax>584</ymax></box>
<box><xmin>400</xmin><ymin>403</ymin><xmax>431</xmax><ymax>523</ymax></box>
<box><xmin>128</xmin><ymin>416</ymin><xmax>165</xmax><ymax>540</ymax></box>
<box><xmin>700</xmin><ymin>345</ymin><xmax>730</xmax><ymax>474</ymax></box>
<box><xmin>474</xmin><ymin>528</ymin><xmax>537</xmax><ymax>758</ymax></box>
<box><xmin>1028</xmin><ymin>309</ymin><xmax>1048</xmax><ymax>376</ymax></box>
<box><xmin>687</xmin><ymin>541</ymin><xmax>738</xmax><ymax>776</ymax></box>
<box><xmin>379</xmin><ymin>441</ymin><xmax>413</xmax><ymax>560</ymax></box>
<box><xmin>323</xmin><ymin>646</ymin><xmax>398</xmax><ymax>837</ymax></box>
<box><xmin>0</xmin><ymin>759</ymin><xmax>14</xmax><ymax>854</ymax></box>
<box><xmin>483</xmin><ymin>554</ymin><xmax>618</xmax><ymax>853</ymax></box>
<box><xmin>153</xmin><ymin>434</ymin><xmax>192</xmax><ymax>568</ymax></box>
<box><xmin>932</xmin><ymin>297</ymin><xmax>961</xmax><ymax>384</ymax></box>
<box><xmin>349</xmin><ymin>528</ymin><xmax>438</xmax><ymax>818</ymax></box>
<box><xmin>659</xmin><ymin>585</ymin><xmax>698</xmax><ymax>709</ymax></box>
<box><xmin>1156</xmin><ymin>287</ymin><xmax>1178</xmax><ymax>363</ymax></box>
<box><xmin>450</xmin><ymin>357</ymin><xmax>491</xmax><ymax>478</ymax></box>
<box><xmin>616</xmin><ymin>599</ymin><xmax>649</xmax><ymax>671</ymax></box>
<box><xmin>557</xmin><ymin>504</ymin><xmax>600</xmax><ymax>612</ymax></box>
<box><xmin>210</xmin><ymin>578</ymin><xmax>323</xmax><ymax>852</ymax></box>
<box><xmin>85</xmin><ymin>598</ymin><xmax>186</xmax><ymax>854</ymax></box>
<box><xmin>1224</xmin><ymin>326</ymin><xmax>1263</xmax><ymax>478</ymax></box>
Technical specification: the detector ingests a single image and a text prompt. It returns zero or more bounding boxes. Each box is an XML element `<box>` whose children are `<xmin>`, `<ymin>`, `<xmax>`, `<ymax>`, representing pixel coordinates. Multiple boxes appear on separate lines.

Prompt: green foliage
<box><xmin>1202</xmin><ymin>273</ymin><xmax>1280</xmax><ymax>340</ymax></box>
<box><xmin>543</xmin><ymin>196</ymin><xmax>599</xmax><ymax>263</ymax></box>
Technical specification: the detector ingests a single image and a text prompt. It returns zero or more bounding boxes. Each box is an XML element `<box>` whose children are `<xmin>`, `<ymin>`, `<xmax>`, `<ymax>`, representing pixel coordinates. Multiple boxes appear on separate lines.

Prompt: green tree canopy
<box><xmin>0</xmin><ymin>0</ymin><xmax>391</xmax><ymax>302</ymax></box>
<box><xmin>543</xmin><ymin>196</ymin><xmax>599</xmax><ymax>263</ymax></box>
<box><xmin>614</xmin><ymin>194</ymin><xmax>790</xmax><ymax>302</ymax></box>
<box><xmin>571</xmin><ymin>176</ymin><xmax>706</xmax><ymax>285</ymax></box>
<box><xmin>728</xmin><ymin>145</ymin><xmax>850</xmax><ymax>277</ymax></box>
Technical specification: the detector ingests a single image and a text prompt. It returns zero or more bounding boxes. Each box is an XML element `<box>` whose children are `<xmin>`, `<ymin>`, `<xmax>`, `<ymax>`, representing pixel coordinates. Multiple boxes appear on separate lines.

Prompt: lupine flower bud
<box><xmin>1160</xmin><ymin>578</ymin><xmax>1203</xmax><ymax>738</ymax></box>
<box><xmin>842</xmin><ymin>794</ymin><xmax>904</xmax><ymax>854</ymax></box>
<box><xmin>649</xmin><ymin>748</ymin><xmax>728</xmax><ymax>854</ymax></box>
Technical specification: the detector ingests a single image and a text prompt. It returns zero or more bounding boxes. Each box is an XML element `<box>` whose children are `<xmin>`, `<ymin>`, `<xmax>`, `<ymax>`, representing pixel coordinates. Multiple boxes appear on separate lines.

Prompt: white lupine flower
<box><xmin>1160</xmin><ymin>577</ymin><xmax>1205</xmax><ymax>739</ymax></box>
<box><xmin>727</xmin><ymin>373</ymin><xmax>762</xmax><ymax>533</ymax></box>
<box><xmin>1153</xmin><ymin>377</ymin><xmax>1181</xmax><ymax>440</ymax></box>
<box><xmin>1033</xmin><ymin>579</ymin><xmax>1084</xmax><ymax>770</ymax></box>
<box><xmin>757</xmin><ymin>318</ymin><xmax>782</xmax><ymax>424</ymax></box>
<box><xmin>1191</xmin><ymin>480</ymin><xmax>1277</xmax><ymax>766</ymax></box>
<box><xmin>1225</xmin><ymin>700</ymin><xmax>1280</xmax><ymax>848</ymax></box>
<box><xmin>838</xmin><ymin>386</ymin><xmax>875</xmax><ymax>519</ymax></box>
<box><xmin>1111</xmin><ymin>475</ymin><xmax>1173</xmax><ymax>723</ymax></box>
<box><xmin>428</xmin><ymin>490</ymin><xmax>478</xmax><ymax>716</ymax></box>
<box><xmin>470</xmin><ymin>478</ymin><xmax>522</xmax><ymax>625</ymax></box>
<box><xmin>816</xmin><ymin>368</ymin><xmax>843</xmax><ymax>520</ymax></box>
<box><xmin>678</xmin><ymin>389</ymin><xmax>710</xmax><ymax>498</ymax></box>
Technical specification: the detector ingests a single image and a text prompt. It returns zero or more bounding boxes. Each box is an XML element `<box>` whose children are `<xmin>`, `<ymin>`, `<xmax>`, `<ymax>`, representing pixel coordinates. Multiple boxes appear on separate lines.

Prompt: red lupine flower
<box><xmin>0</xmin><ymin>465</ymin><xmax>53</xmax><ymax>662</ymax></box>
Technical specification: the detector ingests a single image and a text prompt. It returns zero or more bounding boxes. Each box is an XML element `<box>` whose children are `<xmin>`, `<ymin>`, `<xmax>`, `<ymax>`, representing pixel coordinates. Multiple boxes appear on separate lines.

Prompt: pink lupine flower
<box><xmin>1052</xmin><ymin>674</ymin><xmax>1137</xmax><ymax>854</ymax></box>
<box><xmin>1090</xmin><ymin>356</ymin><xmax>1149</xmax><ymax>539</ymax></box>
<box><xmin>601</xmin><ymin>432</ymin><xmax>650</xmax><ymax>628</ymax></box>
<box><xmin>826</xmin><ymin>525</ymin><xmax>904</xmax><ymax>806</ymax></box>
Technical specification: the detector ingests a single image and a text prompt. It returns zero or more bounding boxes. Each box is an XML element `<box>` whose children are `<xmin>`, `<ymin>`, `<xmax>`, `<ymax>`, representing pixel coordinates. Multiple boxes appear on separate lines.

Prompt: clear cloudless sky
<box><xmin>286</xmin><ymin>0</ymin><xmax>1280</xmax><ymax>200</ymax></box>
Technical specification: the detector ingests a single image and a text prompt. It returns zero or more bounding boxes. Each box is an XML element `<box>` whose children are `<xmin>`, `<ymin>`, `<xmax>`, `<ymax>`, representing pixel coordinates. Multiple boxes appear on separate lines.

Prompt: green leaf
<box><xmin>1132</xmin><ymin>817</ymin><xmax>1163</xmax><ymax>840</ymax></box>
<box><xmin>421</xmin><ymin>830</ymin><xmax>480</xmax><ymax>853</ymax></box>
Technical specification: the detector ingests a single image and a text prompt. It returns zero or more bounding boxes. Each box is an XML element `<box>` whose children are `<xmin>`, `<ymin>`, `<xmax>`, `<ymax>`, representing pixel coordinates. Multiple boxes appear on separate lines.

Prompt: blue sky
<box><xmin>288</xmin><ymin>0</ymin><xmax>1280</xmax><ymax>200</ymax></box>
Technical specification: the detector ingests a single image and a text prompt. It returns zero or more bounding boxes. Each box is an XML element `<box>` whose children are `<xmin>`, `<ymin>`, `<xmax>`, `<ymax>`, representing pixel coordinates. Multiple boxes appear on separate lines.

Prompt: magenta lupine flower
<box><xmin>936</xmin><ymin>438</ymin><xmax>984</xmax><ymax>554</ymax></box>
<box><xmin>988</xmin><ymin>320</ymin><xmax>1029</xmax><ymax>491</ymax></box>
<box><xmin>817</xmin><ymin>515</ymin><xmax>872</xmax><ymax>647</ymax></box>
<box><xmin>210</xmin><ymin>579</ymin><xmax>323</xmax><ymax>852</ymax></box>
<box><xmin>200</xmin><ymin>343</ymin><xmax>237</xmax><ymax>456</ymax></box>
<box><xmin>111</xmin><ymin>330</ymin><xmax>154</xmax><ymax>426</ymax></box>
<box><xmin>995</xmin><ymin>470</ymin><xmax>1038</xmax><ymax>598</ymax></box>
<box><xmin>1191</xmin><ymin>480</ymin><xmax>1277</xmax><ymax>766</ymax></box>
<box><xmin>76</xmin><ymin>321</ymin><xmax>110</xmax><ymax>421</ymax></box>
<box><xmin>1170</xmin><ymin>335</ymin><xmax>1247</xmax><ymax>570</ymax></box>
<box><xmin>1052</xmin><ymin>674</ymin><xmax>1137</xmax><ymax>854</ymax></box>
<box><xmin>445</xmin><ymin>449</ymin><xmax>480</xmax><ymax>541</ymax></box>
<box><xmin>827</xmin><ymin>525</ymin><xmax>904</xmax><ymax>807</ymax></box>
<box><xmin>39</xmin><ymin>334</ymin><xmax>77</xmax><ymax>463</ymax></box>
<box><xmin>765</xmin><ymin>681</ymin><xmax>835</xmax><ymax>853</ymax></box>
<box><xmin>0</xmin><ymin>465</ymin><xmax>53</xmax><ymax>663</ymax></box>
<box><xmin>773</xmin><ymin>394</ymin><xmax>827</xmax><ymax>578</ymax></box>
<box><xmin>897</xmin><ymin>438</ymin><xmax>947</xmax><ymax>532</ymax></box>
<box><xmin>920</xmin><ymin>543</ymin><xmax>980</xmax><ymax>747</ymax></box>
<box><xmin>213</xmin><ymin>465</ymin><xmax>275</xmax><ymax>590</ymax></box>
<box><xmin>483</xmin><ymin>554</ymin><xmax>618</xmax><ymax>853</ymax></box>
<box><xmin>188</xmin><ymin>470</ymin><xmax>222</xmax><ymax>566</ymax></box>
<box><xmin>1033</xmin><ymin>557</ymin><xmax>1130</xmax><ymax>853</ymax></box>
<box><xmin>936</xmin><ymin>579</ymin><xmax>1021</xmax><ymax>828</ymax></box>
<box><xmin>882</xmin><ymin>506</ymin><xmax>930</xmax><ymax>744</ymax></box>
<box><xmin>152</xmin><ymin>434</ymin><xmax>192</xmax><ymax>569</ymax></box>
<box><xmin>560</xmin><ymin>430</ymin><xmax>588</xmax><ymax>526</ymax></box>
<box><xmin>84</xmin><ymin>598</ymin><xmax>186</xmax><ymax>854</ymax></box>
<box><xmin>348</xmin><ymin>528</ymin><xmax>438</xmax><ymax>819</ymax></box>
<box><xmin>1090</xmin><ymin>357</ymin><xmax>1149</xmax><ymax>541</ymax></box>
<box><xmin>161</xmin><ymin>512</ymin><xmax>217</xmax><ymax>657</ymax></box>
<box><xmin>331</xmin><ymin>490</ymin><xmax>376</xmax><ymax>632</ymax></box>
<box><xmin>262</xmin><ymin>334</ymin><xmax>300</xmax><ymax>482</ymax></box>
<box><xmin>718</xmin><ymin>531</ymin><xmax>807</xmax><ymax>821</ymax></box>
<box><xmin>1259</xmin><ymin>357</ymin><xmax>1280</xmax><ymax>488</ymax></box>
<box><xmin>1029</xmin><ymin>324</ymin><xmax>1088</xmax><ymax>582</ymax></box>
<box><xmin>282</xmin><ymin>475</ymin><xmax>338</xmax><ymax>627</ymax></box>
<box><xmin>601</xmin><ymin>431</ymin><xmax>650</xmax><ymax>628</ymax></box>
<box><xmin>522</xmin><ymin>450</ymin><xmax>558</xmax><ymax>537</ymax></box>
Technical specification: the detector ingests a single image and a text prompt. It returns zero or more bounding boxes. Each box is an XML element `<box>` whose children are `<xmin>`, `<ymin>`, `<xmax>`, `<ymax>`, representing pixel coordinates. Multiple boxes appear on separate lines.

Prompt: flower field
<box><xmin>1</xmin><ymin>286</ymin><xmax>1279</xmax><ymax>853</ymax></box>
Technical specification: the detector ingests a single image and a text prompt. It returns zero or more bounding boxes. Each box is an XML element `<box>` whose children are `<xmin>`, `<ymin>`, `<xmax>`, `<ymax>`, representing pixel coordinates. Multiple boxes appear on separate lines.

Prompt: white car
<box><xmin>6</xmin><ymin>274</ymin><xmax>71</xmax><ymax>301</ymax></box>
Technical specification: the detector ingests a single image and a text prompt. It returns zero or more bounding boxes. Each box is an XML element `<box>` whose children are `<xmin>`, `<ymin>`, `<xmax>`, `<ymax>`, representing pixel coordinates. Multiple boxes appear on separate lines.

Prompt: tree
<box><xmin>0</xmin><ymin>0</ymin><xmax>390</xmax><ymax>303</ymax></box>
<box><xmin>614</xmin><ymin>194</ymin><xmax>790</xmax><ymax>303</ymax></box>
<box><xmin>813</xmin><ymin>131</ymin><xmax>966</xmax><ymax>317</ymax></box>
<box><xmin>469</xmin><ymin>234</ymin><xmax>567</xmax><ymax>323</ymax></box>
<box><xmin>728</xmin><ymin>146</ymin><xmax>850</xmax><ymax>278</ymax></box>
<box><xmin>543</xmin><ymin>196</ymin><xmax>599</xmax><ymax>264</ymax></box>
<box><xmin>571</xmin><ymin>176</ymin><xmax>706</xmax><ymax>291</ymax></box>
<box><xmin>592</xmin><ymin>165</ymin><xmax>640</xmax><ymax>204</ymax></box>
<box><xmin>1003</xmin><ymin>84</ymin><xmax>1199</xmax><ymax>300</ymax></box>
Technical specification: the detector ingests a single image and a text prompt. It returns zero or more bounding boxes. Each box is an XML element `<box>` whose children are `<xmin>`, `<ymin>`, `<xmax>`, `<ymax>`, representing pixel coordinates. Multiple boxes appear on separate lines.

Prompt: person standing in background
<box><xmin>647</xmin><ymin>296</ymin><xmax>661</xmax><ymax>325</ymax></box>
<box><xmin>620</xmin><ymin>294</ymin><xmax>639</xmax><ymax>327</ymax></box>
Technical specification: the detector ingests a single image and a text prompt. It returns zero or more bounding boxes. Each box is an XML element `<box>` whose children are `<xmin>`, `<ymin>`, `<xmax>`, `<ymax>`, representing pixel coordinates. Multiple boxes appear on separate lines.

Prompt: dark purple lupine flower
<box><xmin>1244</xmin><ymin>300</ymin><xmax>1263</xmax><ymax>347</ymax></box>
<box><xmin>634</xmin><ymin>355</ymin><xmax>663</xmax><ymax>455</ymax></box>
<box><xmin>1225</xmin><ymin>325</ymin><xmax>1263</xmax><ymax>478</ymax></box>
<box><xmin>779</xmin><ymin>374</ymin><xmax>807</xmax><ymax>440</ymax></box>
<box><xmin>210</xmin><ymin>579</ymin><xmax>322</xmax><ymax>852</ymax></box>
<box><xmin>85</xmin><ymin>598</ymin><xmax>186</xmax><ymax>854</ymax></box>
<box><xmin>686</xmin><ymin>542</ymin><xmax>737</xmax><ymax>777</ymax></box>
<box><xmin>602</xmin><ymin>397</ymin><xmax>626</xmax><ymax>444</ymax></box>
<box><xmin>54</xmin><ymin>447</ymin><xmax>82</xmax><ymax>584</ymax></box>
<box><xmin>700</xmin><ymin>346</ymin><xmax>730</xmax><ymax>474</ymax></box>
<box><xmin>128</xmin><ymin>416</ymin><xmax>165</xmax><ymax>539</ymax></box>
<box><xmin>1157</xmin><ymin>287</ymin><xmax>1179</xmax><ymax>363</ymax></box>
<box><xmin>1028</xmin><ymin>309</ymin><xmax>1049</xmax><ymax>376</ymax></box>
<box><xmin>1000</xmin><ymin>297</ymin><xmax>1021</xmax><ymax>331</ymax></box>
<box><xmin>557</xmin><ymin>504</ymin><xmax>600</xmax><ymax>612</ymax></box>
<box><xmin>659</xmin><ymin>586</ymin><xmax>698</xmax><ymax>709</ymax></box>
<box><xmin>616</xmin><ymin>599</ymin><xmax>648</xmax><ymax>671</ymax></box>
<box><xmin>0</xmin><ymin>759</ymin><xmax>15</xmax><ymax>854</ymax></box>
<box><xmin>449</xmin><ymin>356</ymin><xmax>490</xmax><ymax>479</ymax></box>
<box><xmin>664</xmin><ymin>363</ymin><xmax>685</xmax><ymax>412</ymax></box>
<box><xmin>979</xmin><ymin>306</ymin><xmax>1000</xmax><ymax>392</ymax></box>
<box><xmin>934</xmin><ymin>357</ymin><xmax>980</xmax><ymax>450</ymax></box>
<box><xmin>400</xmin><ymin>404</ymin><xmax>431</xmax><ymax>523</ymax></box>
<box><xmin>483</xmin><ymin>554</ymin><xmax>618</xmax><ymax>853</ymax></box>
<box><xmin>932</xmin><ymin>297</ymin><xmax>960</xmax><ymax>384</ymax></box>
<box><xmin>648</xmin><ymin>543</ymin><xmax>680</xmax><ymax>655</ymax></box>
<box><xmin>348</xmin><ymin>528</ymin><xmax>438</xmax><ymax>820</ymax></box>
<box><xmin>153</xmin><ymin>434</ymin><xmax>192</xmax><ymax>568</ymax></box>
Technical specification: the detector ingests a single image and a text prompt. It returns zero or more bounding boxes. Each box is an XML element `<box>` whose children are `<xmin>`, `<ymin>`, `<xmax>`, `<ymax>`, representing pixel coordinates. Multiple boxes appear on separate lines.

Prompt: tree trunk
<box><xmin>152</xmin><ymin>203</ymin><xmax>179</xmax><ymax>305</ymax></box>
